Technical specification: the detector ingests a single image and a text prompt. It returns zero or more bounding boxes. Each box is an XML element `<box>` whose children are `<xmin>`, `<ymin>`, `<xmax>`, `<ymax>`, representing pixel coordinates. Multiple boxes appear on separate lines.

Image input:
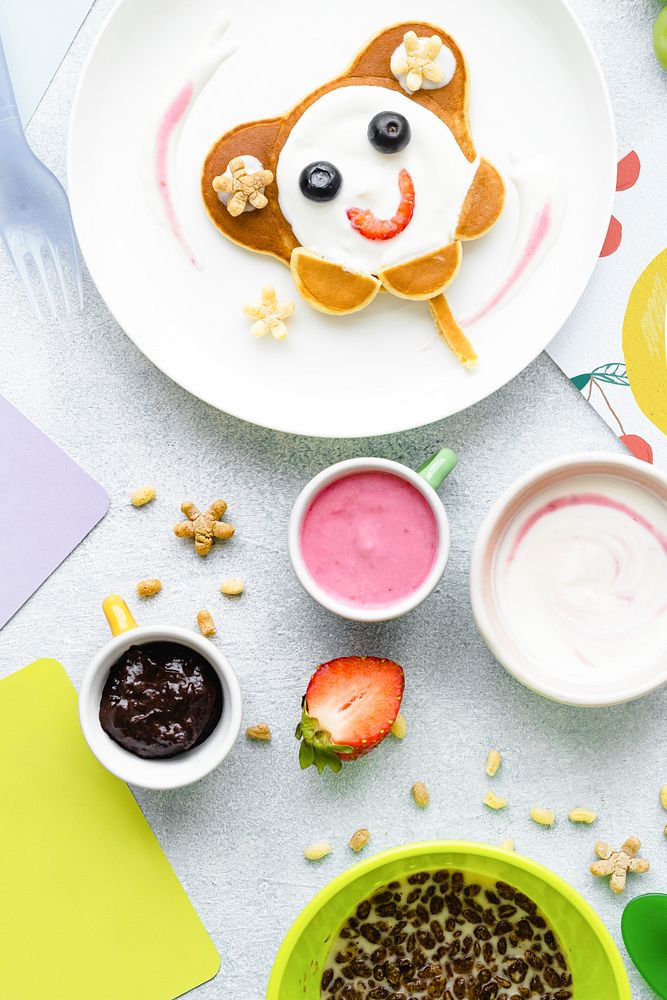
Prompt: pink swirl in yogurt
<box><xmin>495</xmin><ymin>476</ymin><xmax>667</xmax><ymax>677</ymax></box>
<box><xmin>508</xmin><ymin>491</ymin><xmax>667</xmax><ymax>563</ymax></box>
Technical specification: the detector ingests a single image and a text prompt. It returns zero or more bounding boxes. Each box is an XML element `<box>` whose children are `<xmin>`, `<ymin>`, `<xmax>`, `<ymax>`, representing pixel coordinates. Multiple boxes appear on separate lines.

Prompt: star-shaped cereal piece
<box><xmin>391</xmin><ymin>30</ymin><xmax>445</xmax><ymax>93</ymax></box>
<box><xmin>590</xmin><ymin>837</ymin><xmax>650</xmax><ymax>894</ymax></box>
<box><xmin>173</xmin><ymin>500</ymin><xmax>234</xmax><ymax>557</ymax></box>
<box><xmin>212</xmin><ymin>156</ymin><xmax>274</xmax><ymax>217</ymax></box>
<box><xmin>243</xmin><ymin>285</ymin><xmax>295</xmax><ymax>341</ymax></box>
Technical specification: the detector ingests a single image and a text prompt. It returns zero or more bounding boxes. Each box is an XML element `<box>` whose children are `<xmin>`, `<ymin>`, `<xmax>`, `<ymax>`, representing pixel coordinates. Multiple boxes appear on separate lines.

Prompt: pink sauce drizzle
<box><xmin>507</xmin><ymin>492</ymin><xmax>667</xmax><ymax>565</ymax></box>
<box><xmin>465</xmin><ymin>202</ymin><xmax>552</xmax><ymax>326</ymax></box>
<box><xmin>155</xmin><ymin>80</ymin><xmax>199</xmax><ymax>267</ymax></box>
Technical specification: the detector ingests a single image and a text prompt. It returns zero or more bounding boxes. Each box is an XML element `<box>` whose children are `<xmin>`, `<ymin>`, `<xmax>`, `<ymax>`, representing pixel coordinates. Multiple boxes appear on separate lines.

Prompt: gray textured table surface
<box><xmin>0</xmin><ymin>2</ymin><xmax>664</xmax><ymax>998</ymax></box>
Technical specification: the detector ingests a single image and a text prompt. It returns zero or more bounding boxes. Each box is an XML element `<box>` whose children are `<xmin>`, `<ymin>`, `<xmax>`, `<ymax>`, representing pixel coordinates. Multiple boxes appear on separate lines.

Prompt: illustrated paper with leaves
<box><xmin>548</xmin><ymin>151</ymin><xmax>667</xmax><ymax>469</ymax></box>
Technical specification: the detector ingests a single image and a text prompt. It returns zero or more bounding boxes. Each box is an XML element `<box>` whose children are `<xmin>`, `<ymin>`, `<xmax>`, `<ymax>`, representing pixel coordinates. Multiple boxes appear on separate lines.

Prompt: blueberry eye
<box><xmin>299</xmin><ymin>161</ymin><xmax>343</xmax><ymax>202</ymax></box>
<box><xmin>368</xmin><ymin>112</ymin><xmax>411</xmax><ymax>154</ymax></box>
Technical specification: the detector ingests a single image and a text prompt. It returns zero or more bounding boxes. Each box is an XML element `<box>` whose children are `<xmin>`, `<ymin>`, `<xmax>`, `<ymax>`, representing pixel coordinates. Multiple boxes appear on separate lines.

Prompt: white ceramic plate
<box><xmin>69</xmin><ymin>0</ymin><xmax>615</xmax><ymax>437</ymax></box>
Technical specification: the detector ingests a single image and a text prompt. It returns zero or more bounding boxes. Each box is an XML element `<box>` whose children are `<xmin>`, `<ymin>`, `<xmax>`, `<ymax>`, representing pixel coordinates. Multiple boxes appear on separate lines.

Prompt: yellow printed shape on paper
<box><xmin>0</xmin><ymin>659</ymin><xmax>220</xmax><ymax>1000</ymax></box>
<box><xmin>623</xmin><ymin>246</ymin><xmax>667</xmax><ymax>435</ymax></box>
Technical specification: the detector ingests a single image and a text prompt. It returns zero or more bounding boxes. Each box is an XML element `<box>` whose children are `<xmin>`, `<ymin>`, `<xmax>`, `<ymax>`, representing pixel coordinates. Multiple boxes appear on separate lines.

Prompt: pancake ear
<box><xmin>345</xmin><ymin>22</ymin><xmax>475</xmax><ymax>161</ymax></box>
<box><xmin>202</xmin><ymin>118</ymin><xmax>297</xmax><ymax>264</ymax></box>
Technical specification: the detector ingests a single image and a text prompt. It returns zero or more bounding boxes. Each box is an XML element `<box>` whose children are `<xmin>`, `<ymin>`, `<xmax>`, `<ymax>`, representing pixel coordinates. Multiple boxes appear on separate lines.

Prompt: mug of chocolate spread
<box><xmin>79</xmin><ymin>595</ymin><xmax>242</xmax><ymax>790</ymax></box>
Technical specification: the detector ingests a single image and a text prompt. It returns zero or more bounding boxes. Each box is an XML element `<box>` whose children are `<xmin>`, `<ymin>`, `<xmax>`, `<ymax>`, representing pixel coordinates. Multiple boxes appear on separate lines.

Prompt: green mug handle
<box><xmin>417</xmin><ymin>448</ymin><xmax>458</xmax><ymax>489</ymax></box>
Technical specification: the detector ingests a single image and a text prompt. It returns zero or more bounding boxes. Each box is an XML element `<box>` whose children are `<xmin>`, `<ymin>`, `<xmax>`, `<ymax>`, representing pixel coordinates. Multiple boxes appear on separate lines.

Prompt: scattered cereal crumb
<box><xmin>349</xmin><ymin>828</ymin><xmax>371</xmax><ymax>853</ymax></box>
<box><xmin>499</xmin><ymin>838</ymin><xmax>515</xmax><ymax>852</ymax></box>
<box><xmin>530</xmin><ymin>807</ymin><xmax>555</xmax><ymax>827</ymax></box>
<box><xmin>569</xmin><ymin>808</ymin><xmax>598</xmax><ymax>825</ymax></box>
<box><xmin>391</xmin><ymin>712</ymin><xmax>407</xmax><ymax>739</ymax></box>
<box><xmin>664</xmin><ymin>824</ymin><xmax>667</xmax><ymax>837</ymax></box>
<box><xmin>197</xmin><ymin>609</ymin><xmax>217</xmax><ymax>637</ymax></box>
<box><xmin>411</xmin><ymin>781</ymin><xmax>429</xmax><ymax>808</ymax></box>
<box><xmin>243</xmin><ymin>285</ymin><xmax>295</xmax><ymax>341</ymax></box>
<box><xmin>591</xmin><ymin>837</ymin><xmax>650</xmax><ymax>894</ymax></box>
<box><xmin>131</xmin><ymin>486</ymin><xmax>156</xmax><ymax>507</ymax></box>
<box><xmin>484</xmin><ymin>791</ymin><xmax>508</xmax><ymax>811</ymax></box>
<box><xmin>220</xmin><ymin>577</ymin><xmax>245</xmax><ymax>596</ymax></box>
<box><xmin>304</xmin><ymin>840</ymin><xmax>331</xmax><ymax>862</ymax></box>
<box><xmin>246</xmin><ymin>723</ymin><xmax>271</xmax><ymax>742</ymax></box>
<box><xmin>174</xmin><ymin>500</ymin><xmax>234</xmax><ymax>556</ymax></box>
<box><xmin>136</xmin><ymin>578</ymin><xmax>162</xmax><ymax>598</ymax></box>
<box><xmin>485</xmin><ymin>749</ymin><xmax>502</xmax><ymax>777</ymax></box>
<box><xmin>660</xmin><ymin>785</ymin><xmax>667</xmax><ymax>810</ymax></box>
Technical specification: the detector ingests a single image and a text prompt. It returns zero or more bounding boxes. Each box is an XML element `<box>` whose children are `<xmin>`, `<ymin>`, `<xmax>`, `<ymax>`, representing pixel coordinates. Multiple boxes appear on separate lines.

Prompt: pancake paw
<box><xmin>290</xmin><ymin>248</ymin><xmax>381</xmax><ymax>315</ymax></box>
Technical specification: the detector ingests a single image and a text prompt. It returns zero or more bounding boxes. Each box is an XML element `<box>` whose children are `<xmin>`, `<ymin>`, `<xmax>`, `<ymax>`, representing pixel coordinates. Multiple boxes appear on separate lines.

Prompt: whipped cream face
<box><xmin>494</xmin><ymin>475</ymin><xmax>667</xmax><ymax>681</ymax></box>
<box><xmin>276</xmin><ymin>85</ymin><xmax>478</xmax><ymax>273</ymax></box>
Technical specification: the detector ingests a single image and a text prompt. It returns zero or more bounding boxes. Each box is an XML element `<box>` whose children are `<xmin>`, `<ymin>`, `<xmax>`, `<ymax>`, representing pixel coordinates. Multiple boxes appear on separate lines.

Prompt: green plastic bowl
<box><xmin>266</xmin><ymin>841</ymin><xmax>630</xmax><ymax>999</ymax></box>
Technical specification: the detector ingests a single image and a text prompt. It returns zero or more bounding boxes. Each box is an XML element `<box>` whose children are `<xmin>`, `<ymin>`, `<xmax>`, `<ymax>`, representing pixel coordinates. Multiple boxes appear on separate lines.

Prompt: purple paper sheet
<box><xmin>0</xmin><ymin>395</ymin><xmax>108</xmax><ymax>628</ymax></box>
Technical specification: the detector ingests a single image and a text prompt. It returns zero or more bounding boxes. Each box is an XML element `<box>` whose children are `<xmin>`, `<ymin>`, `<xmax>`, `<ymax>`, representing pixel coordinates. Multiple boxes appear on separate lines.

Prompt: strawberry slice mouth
<box><xmin>346</xmin><ymin>169</ymin><xmax>415</xmax><ymax>241</ymax></box>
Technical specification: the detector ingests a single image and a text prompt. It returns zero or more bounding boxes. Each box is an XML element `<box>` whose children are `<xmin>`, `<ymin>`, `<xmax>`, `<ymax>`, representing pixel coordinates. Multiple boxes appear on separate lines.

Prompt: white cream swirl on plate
<box><xmin>494</xmin><ymin>475</ymin><xmax>667</xmax><ymax>678</ymax></box>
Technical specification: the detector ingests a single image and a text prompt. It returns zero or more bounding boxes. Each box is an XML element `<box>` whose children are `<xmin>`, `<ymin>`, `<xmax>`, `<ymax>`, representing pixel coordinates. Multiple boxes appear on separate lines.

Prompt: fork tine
<box><xmin>69</xmin><ymin>244</ymin><xmax>84</xmax><ymax>311</ymax></box>
<box><xmin>61</xmin><ymin>221</ymin><xmax>83</xmax><ymax>311</ymax></box>
<box><xmin>4</xmin><ymin>243</ymin><xmax>43</xmax><ymax>321</ymax></box>
<box><xmin>33</xmin><ymin>247</ymin><xmax>59</xmax><ymax>320</ymax></box>
<box><xmin>46</xmin><ymin>238</ymin><xmax>71</xmax><ymax>317</ymax></box>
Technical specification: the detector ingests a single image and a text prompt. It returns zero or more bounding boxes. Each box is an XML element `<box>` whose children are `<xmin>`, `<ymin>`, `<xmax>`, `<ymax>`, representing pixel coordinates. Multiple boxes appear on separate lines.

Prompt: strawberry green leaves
<box><xmin>295</xmin><ymin>703</ymin><xmax>353</xmax><ymax>775</ymax></box>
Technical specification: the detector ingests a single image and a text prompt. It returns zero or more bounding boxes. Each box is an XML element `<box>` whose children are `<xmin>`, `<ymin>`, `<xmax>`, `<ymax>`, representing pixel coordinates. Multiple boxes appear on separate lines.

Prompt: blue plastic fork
<box><xmin>0</xmin><ymin>34</ymin><xmax>82</xmax><ymax>318</ymax></box>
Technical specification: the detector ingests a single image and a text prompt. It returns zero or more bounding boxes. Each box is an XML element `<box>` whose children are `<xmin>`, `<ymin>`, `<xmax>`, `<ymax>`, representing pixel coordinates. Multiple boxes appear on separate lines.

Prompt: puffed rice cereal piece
<box><xmin>348</xmin><ymin>828</ymin><xmax>371</xmax><ymax>853</ymax></box>
<box><xmin>411</xmin><ymin>781</ymin><xmax>429</xmax><ymax>808</ymax></box>
<box><xmin>485</xmin><ymin>749</ymin><xmax>502</xmax><ymax>777</ymax></box>
<box><xmin>197</xmin><ymin>609</ymin><xmax>217</xmax><ymax>638</ymax></box>
<box><xmin>220</xmin><ymin>577</ymin><xmax>245</xmax><ymax>596</ymax></box>
<box><xmin>530</xmin><ymin>807</ymin><xmax>555</xmax><ymax>827</ymax></box>
<box><xmin>660</xmin><ymin>785</ymin><xmax>667</xmax><ymax>810</ymax></box>
<box><xmin>391</xmin><ymin>30</ymin><xmax>445</xmax><ymax>93</ymax></box>
<box><xmin>246</xmin><ymin>723</ymin><xmax>271</xmax><ymax>742</ymax></box>
<box><xmin>304</xmin><ymin>840</ymin><xmax>331</xmax><ymax>862</ymax></box>
<box><xmin>136</xmin><ymin>578</ymin><xmax>161</xmax><ymax>598</ymax></box>
<box><xmin>391</xmin><ymin>712</ymin><xmax>407</xmax><ymax>739</ymax></box>
<box><xmin>212</xmin><ymin>156</ymin><xmax>273</xmax><ymax>216</ymax></box>
<box><xmin>484</xmin><ymin>791</ymin><xmax>508</xmax><ymax>811</ymax></box>
<box><xmin>174</xmin><ymin>500</ymin><xmax>234</xmax><ymax>556</ymax></box>
<box><xmin>499</xmin><ymin>838</ymin><xmax>515</xmax><ymax>852</ymax></box>
<box><xmin>243</xmin><ymin>285</ymin><xmax>295</xmax><ymax>341</ymax></box>
<box><xmin>569</xmin><ymin>808</ymin><xmax>598</xmax><ymax>824</ymax></box>
<box><xmin>131</xmin><ymin>486</ymin><xmax>156</xmax><ymax>507</ymax></box>
<box><xmin>591</xmin><ymin>837</ymin><xmax>650</xmax><ymax>894</ymax></box>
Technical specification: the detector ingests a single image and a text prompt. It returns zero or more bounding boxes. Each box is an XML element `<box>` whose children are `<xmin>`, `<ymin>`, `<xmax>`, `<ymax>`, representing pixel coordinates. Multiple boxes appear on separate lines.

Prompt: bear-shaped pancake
<box><xmin>202</xmin><ymin>22</ymin><xmax>505</xmax><ymax>365</ymax></box>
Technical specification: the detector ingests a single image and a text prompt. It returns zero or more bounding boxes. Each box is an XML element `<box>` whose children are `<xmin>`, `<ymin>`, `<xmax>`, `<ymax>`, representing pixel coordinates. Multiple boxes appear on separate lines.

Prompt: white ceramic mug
<box><xmin>470</xmin><ymin>452</ymin><xmax>667</xmax><ymax>706</ymax></box>
<box><xmin>79</xmin><ymin>595</ymin><xmax>242</xmax><ymax>790</ymax></box>
<box><xmin>288</xmin><ymin>449</ymin><xmax>457</xmax><ymax>622</ymax></box>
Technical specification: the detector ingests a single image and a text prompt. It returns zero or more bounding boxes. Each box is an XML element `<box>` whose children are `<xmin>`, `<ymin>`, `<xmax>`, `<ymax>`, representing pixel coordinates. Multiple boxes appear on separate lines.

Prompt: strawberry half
<box><xmin>346</xmin><ymin>169</ymin><xmax>415</xmax><ymax>241</ymax></box>
<box><xmin>295</xmin><ymin>656</ymin><xmax>404</xmax><ymax>774</ymax></box>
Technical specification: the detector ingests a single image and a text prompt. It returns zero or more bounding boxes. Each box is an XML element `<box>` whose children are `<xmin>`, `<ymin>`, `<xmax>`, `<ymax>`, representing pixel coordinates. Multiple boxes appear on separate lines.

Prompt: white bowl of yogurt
<box><xmin>471</xmin><ymin>453</ymin><xmax>667</xmax><ymax>706</ymax></box>
<box><xmin>288</xmin><ymin>450</ymin><xmax>456</xmax><ymax>622</ymax></box>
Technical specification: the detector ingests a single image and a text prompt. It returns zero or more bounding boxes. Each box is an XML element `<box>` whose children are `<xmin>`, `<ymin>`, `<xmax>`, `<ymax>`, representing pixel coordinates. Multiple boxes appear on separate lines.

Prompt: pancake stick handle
<box><xmin>428</xmin><ymin>294</ymin><xmax>478</xmax><ymax>368</ymax></box>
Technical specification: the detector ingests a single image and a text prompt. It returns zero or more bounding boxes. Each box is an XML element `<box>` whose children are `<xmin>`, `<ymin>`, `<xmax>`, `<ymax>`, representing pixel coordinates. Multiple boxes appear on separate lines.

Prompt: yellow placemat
<box><xmin>0</xmin><ymin>659</ymin><xmax>220</xmax><ymax>1000</ymax></box>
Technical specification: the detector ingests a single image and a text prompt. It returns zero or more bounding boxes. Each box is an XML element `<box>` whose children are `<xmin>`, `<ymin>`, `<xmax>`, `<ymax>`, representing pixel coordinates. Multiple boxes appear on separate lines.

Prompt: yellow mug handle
<box><xmin>102</xmin><ymin>594</ymin><xmax>138</xmax><ymax>637</ymax></box>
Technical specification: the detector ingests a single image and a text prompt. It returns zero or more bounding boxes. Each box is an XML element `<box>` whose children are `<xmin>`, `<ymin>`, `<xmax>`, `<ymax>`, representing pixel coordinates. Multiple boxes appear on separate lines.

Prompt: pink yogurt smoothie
<box><xmin>300</xmin><ymin>471</ymin><xmax>439</xmax><ymax>608</ymax></box>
